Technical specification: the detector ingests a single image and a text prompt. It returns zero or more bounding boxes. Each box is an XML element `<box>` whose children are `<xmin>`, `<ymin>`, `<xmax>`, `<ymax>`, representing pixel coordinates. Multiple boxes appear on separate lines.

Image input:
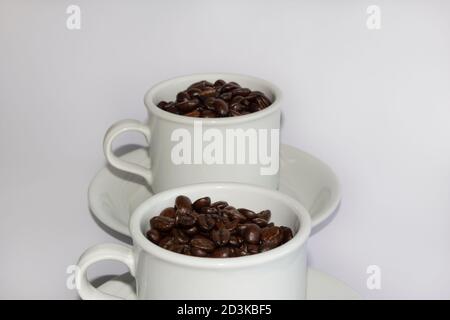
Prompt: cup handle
<box><xmin>75</xmin><ymin>243</ymin><xmax>137</xmax><ymax>300</ymax></box>
<box><xmin>103</xmin><ymin>119</ymin><xmax>153</xmax><ymax>185</ymax></box>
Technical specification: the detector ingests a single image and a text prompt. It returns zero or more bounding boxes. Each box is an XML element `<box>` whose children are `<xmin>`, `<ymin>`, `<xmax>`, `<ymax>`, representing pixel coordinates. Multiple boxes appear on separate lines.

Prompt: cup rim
<box><xmin>130</xmin><ymin>182</ymin><xmax>311</xmax><ymax>269</ymax></box>
<box><xmin>143</xmin><ymin>73</ymin><xmax>282</xmax><ymax>126</ymax></box>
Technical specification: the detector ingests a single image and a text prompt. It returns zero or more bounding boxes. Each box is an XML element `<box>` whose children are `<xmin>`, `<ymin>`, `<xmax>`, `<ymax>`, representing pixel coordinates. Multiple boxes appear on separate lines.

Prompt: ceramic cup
<box><xmin>103</xmin><ymin>73</ymin><xmax>282</xmax><ymax>193</ymax></box>
<box><xmin>76</xmin><ymin>183</ymin><xmax>311</xmax><ymax>300</ymax></box>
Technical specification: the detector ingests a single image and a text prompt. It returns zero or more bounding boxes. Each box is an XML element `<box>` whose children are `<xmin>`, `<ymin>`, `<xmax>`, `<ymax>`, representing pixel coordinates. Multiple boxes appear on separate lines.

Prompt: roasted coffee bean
<box><xmin>249</xmin><ymin>103</ymin><xmax>263</xmax><ymax>113</ymax></box>
<box><xmin>231</xmin><ymin>95</ymin><xmax>244</xmax><ymax>104</ymax></box>
<box><xmin>175</xmin><ymin>213</ymin><xmax>196</xmax><ymax>228</ymax></box>
<box><xmin>183</xmin><ymin>245</ymin><xmax>192</xmax><ymax>255</ymax></box>
<box><xmin>188</xmin><ymin>80</ymin><xmax>211</xmax><ymax>89</ymax></box>
<box><xmin>200</xmin><ymin>206</ymin><xmax>219</xmax><ymax>215</ymax></box>
<box><xmin>260</xmin><ymin>226</ymin><xmax>280</xmax><ymax>241</ymax></box>
<box><xmin>260</xmin><ymin>95</ymin><xmax>271</xmax><ymax>106</ymax></box>
<box><xmin>244</xmin><ymin>223</ymin><xmax>261</xmax><ymax>244</ymax></box>
<box><xmin>191</xmin><ymin>247</ymin><xmax>208</xmax><ymax>257</ymax></box>
<box><xmin>193</xmin><ymin>197</ymin><xmax>211</xmax><ymax>211</ymax></box>
<box><xmin>214</xmin><ymin>79</ymin><xmax>226</xmax><ymax>87</ymax></box>
<box><xmin>224</xmin><ymin>219</ymin><xmax>239</xmax><ymax>232</ymax></box>
<box><xmin>188</xmin><ymin>98</ymin><xmax>200</xmax><ymax>106</ymax></box>
<box><xmin>163</xmin><ymin>102</ymin><xmax>180</xmax><ymax>114</ymax></box>
<box><xmin>184</xmin><ymin>225</ymin><xmax>199</xmax><ymax>236</ymax></box>
<box><xmin>187</xmin><ymin>87</ymin><xmax>202</xmax><ymax>98</ymax></box>
<box><xmin>146</xmin><ymin>229</ymin><xmax>161</xmax><ymax>244</ymax></box>
<box><xmin>213</xmin><ymin>99</ymin><xmax>229</xmax><ymax>117</ymax></box>
<box><xmin>214</xmin><ymin>218</ymin><xmax>225</xmax><ymax>229</ymax></box>
<box><xmin>218</xmin><ymin>92</ymin><xmax>233</xmax><ymax>101</ymax></box>
<box><xmin>256</xmin><ymin>96</ymin><xmax>270</xmax><ymax>109</ymax></box>
<box><xmin>160</xmin><ymin>207</ymin><xmax>176</xmax><ymax>218</ymax></box>
<box><xmin>258</xmin><ymin>210</ymin><xmax>271</xmax><ymax>222</ymax></box>
<box><xmin>202</xmin><ymin>97</ymin><xmax>215</xmax><ymax>109</ymax></box>
<box><xmin>252</xmin><ymin>217</ymin><xmax>269</xmax><ymax>227</ymax></box>
<box><xmin>170</xmin><ymin>244</ymin><xmax>187</xmax><ymax>254</ymax></box>
<box><xmin>232</xmin><ymin>87</ymin><xmax>251</xmax><ymax>97</ymax></box>
<box><xmin>211</xmin><ymin>201</ymin><xmax>228</xmax><ymax>210</ymax></box>
<box><xmin>234</xmin><ymin>245</ymin><xmax>248</xmax><ymax>257</ymax></box>
<box><xmin>159</xmin><ymin>236</ymin><xmax>176</xmax><ymax>249</ymax></box>
<box><xmin>172</xmin><ymin>228</ymin><xmax>190</xmax><ymax>244</ymax></box>
<box><xmin>237</xmin><ymin>223</ymin><xmax>248</xmax><ymax>236</ymax></box>
<box><xmin>190</xmin><ymin>209</ymin><xmax>200</xmax><ymax>217</ymax></box>
<box><xmin>184</xmin><ymin>110</ymin><xmax>201</xmax><ymax>117</ymax></box>
<box><xmin>238</xmin><ymin>208</ymin><xmax>257</xmax><ymax>219</ymax></box>
<box><xmin>229</xmin><ymin>235</ymin><xmax>244</xmax><ymax>246</ymax></box>
<box><xmin>281</xmin><ymin>226</ymin><xmax>294</xmax><ymax>243</ymax></box>
<box><xmin>240</xmin><ymin>98</ymin><xmax>251</xmax><ymax>106</ymax></box>
<box><xmin>199</xmin><ymin>87</ymin><xmax>216</xmax><ymax>98</ymax></box>
<box><xmin>191</xmin><ymin>236</ymin><xmax>215</xmax><ymax>252</ymax></box>
<box><xmin>221</xmin><ymin>82</ymin><xmax>240</xmax><ymax>93</ymax></box>
<box><xmin>176</xmin><ymin>91</ymin><xmax>190</xmax><ymax>102</ymax></box>
<box><xmin>246</xmin><ymin>91</ymin><xmax>263</xmax><ymax>100</ymax></box>
<box><xmin>211</xmin><ymin>228</ymin><xmax>231</xmax><ymax>246</ymax></box>
<box><xmin>223</xmin><ymin>206</ymin><xmax>247</xmax><ymax>222</ymax></box>
<box><xmin>229</xmin><ymin>102</ymin><xmax>245</xmax><ymax>113</ymax></box>
<box><xmin>157</xmin><ymin>101</ymin><xmax>168</xmax><ymax>108</ymax></box>
<box><xmin>197</xmin><ymin>214</ymin><xmax>216</xmax><ymax>231</ymax></box>
<box><xmin>211</xmin><ymin>247</ymin><xmax>231</xmax><ymax>258</ymax></box>
<box><xmin>221</xmin><ymin>205</ymin><xmax>237</xmax><ymax>215</ymax></box>
<box><xmin>150</xmin><ymin>216</ymin><xmax>175</xmax><ymax>232</ymax></box>
<box><xmin>176</xmin><ymin>99</ymin><xmax>198</xmax><ymax>113</ymax></box>
<box><xmin>239</xmin><ymin>242</ymin><xmax>248</xmax><ymax>251</ymax></box>
<box><xmin>175</xmin><ymin>195</ymin><xmax>192</xmax><ymax>215</ymax></box>
<box><xmin>247</xmin><ymin>243</ymin><xmax>260</xmax><ymax>254</ymax></box>
<box><xmin>261</xmin><ymin>226</ymin><xmax>283</xmax><ymax>248</ymax></box>
<box><xmin>259</xmin><ymin>242</ymin><xmax>273</xmax><ymax>252</ymax></box>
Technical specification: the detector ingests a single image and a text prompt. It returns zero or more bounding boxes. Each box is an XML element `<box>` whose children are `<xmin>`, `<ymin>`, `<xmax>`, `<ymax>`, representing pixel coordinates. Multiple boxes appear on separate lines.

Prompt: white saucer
<box><xmin>97</xmin><ymin>268</ymin><xmax>359</xmax><ymax>300</ymax></box>
<box><xmin>88</xmin><ymin>144</ymin><xmax>341</xmax><ymax>237</ymax></box>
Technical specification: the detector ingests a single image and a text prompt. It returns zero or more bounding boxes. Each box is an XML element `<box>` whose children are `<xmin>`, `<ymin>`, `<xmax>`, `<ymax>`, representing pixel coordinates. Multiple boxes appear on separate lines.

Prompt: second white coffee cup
<box><xmin>103</xmin><ymin>73</ymin><xmax>282</xmax><ymax>193</ymax></box>
<box><xmin>76</xmin><ymin>182</ymin><xmax>311</xmax><ymax>300</ymax></box>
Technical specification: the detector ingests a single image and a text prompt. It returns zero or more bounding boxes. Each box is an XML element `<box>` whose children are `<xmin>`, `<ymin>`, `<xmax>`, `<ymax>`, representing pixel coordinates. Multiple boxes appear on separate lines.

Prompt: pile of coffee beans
<box><xmin>146</xmin><ymin>195</ymin><xmax>294</xmax><ymax>258</ymax></box>
<box><xmin>156</xmin><ymin>80</ymin><xmax>272</xmax><ymax>118</ymax></box>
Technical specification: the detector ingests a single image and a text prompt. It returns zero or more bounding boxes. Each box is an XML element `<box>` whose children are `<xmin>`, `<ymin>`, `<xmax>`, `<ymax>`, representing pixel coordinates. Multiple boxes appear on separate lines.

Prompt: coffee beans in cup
<box><xmin>146</xmin><ymin>195</ymin><xmax>294</xmax><ymax>258</ymax></box>
<box><xmin>156</xmin><ymin>80</ymin><xmax>272</xmax><ymax>117</ymax></box>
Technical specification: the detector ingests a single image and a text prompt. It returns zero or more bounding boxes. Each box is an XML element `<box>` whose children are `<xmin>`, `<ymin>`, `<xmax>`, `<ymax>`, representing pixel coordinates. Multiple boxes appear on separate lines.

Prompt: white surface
<box><xmin>80</xmin><ymin>183</ymin><xmax>311</xmax><ymax>300</ymax></box>
<box><xmin>97</xmin><ymin>268</ymin><xmax>361</xmax><ymax>300</ymax></box>
<box><xmin>1</xmin><ymin>0</ymin><xmax>449</xmax><ymax>299</ymax></box>
<box><xmin>88</xmin><ymin>145</ymin><xmax>340</xmax><ymax>236</ymax></box>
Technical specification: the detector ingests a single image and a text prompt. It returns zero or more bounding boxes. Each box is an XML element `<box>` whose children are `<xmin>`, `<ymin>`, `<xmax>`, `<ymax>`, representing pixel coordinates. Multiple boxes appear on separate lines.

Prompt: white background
<box><xmin>1</xmin><ymin>0</ymin><xmax>449</xmax><ymax>299</ymax></box>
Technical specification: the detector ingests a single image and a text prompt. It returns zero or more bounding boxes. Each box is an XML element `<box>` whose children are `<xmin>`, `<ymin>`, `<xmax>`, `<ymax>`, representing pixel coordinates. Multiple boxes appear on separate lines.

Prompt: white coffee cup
<box><xmin>103</xmin><ymin>73</ymin><xmax>282</xmax><ymax>193</ymax></box>
<box><xmin>76</xmin><ymin>182</ymin><xmax>311</xmax><ymax>300</ymax></box>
